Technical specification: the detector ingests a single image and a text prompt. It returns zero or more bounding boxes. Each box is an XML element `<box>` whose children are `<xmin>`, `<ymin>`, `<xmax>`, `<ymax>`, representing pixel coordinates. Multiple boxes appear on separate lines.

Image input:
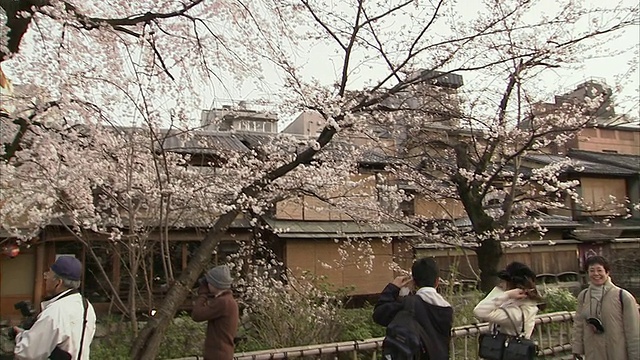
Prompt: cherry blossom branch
<box><xmin>0</xmin><ymin>0</ymin><xmax>205</xmax><ymax>61</ymax></box>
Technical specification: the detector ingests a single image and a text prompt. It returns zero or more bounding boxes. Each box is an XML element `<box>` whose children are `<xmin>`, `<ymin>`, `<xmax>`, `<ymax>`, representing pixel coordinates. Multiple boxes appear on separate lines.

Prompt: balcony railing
<box><xmin>169</xmin><ymin>311</ymin><xmax>576</xmax><ymax>360</ymax></box>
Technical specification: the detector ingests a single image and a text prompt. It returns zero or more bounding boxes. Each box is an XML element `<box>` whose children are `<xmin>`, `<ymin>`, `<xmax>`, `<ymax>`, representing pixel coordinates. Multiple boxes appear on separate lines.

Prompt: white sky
<box><xmin>2</xmin><ymin>0</ymin><xmax>638</xmax><ymax>128</ymax></box>
<box><xmin>200</xmin><ymin>0</ymin><xmax>640</xmax><ymax>127</ymax></box>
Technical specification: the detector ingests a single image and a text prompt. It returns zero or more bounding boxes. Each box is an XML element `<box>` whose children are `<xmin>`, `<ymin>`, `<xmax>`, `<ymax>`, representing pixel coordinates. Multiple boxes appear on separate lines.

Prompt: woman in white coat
<box><xmin>473</xmin><ymin>262</ymin><xmax>542</xmax><ymax>339</ymax></box>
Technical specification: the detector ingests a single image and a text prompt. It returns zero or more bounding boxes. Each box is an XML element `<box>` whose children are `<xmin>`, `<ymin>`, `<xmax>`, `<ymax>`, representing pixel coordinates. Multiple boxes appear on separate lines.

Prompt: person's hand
<box><xmin>197</xmin><ymin>281</ymin><xmax>210</xmax><ymax>295</ymax></box>
<box><xmin>573</xmin><ymin>354</ymin><xmax>584</xmax><ymax>360</ymax></box>
<box><xmin>504</xmin><ymin>288</ymin><xmax>527</xmax><ymax>300</ymax></box>
<box><xmin>391</xmin><ymin>275</ymin><xmax>413</xmax><ymax>288</ymax></box>
<box><xmin>12</xmin><ymin>326</ymin><xmax>24</xmax><ymax>338</ymax></box>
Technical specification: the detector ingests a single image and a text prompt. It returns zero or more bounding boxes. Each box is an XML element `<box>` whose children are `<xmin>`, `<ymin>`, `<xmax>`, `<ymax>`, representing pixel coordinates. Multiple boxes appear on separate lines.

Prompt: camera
<box><xmin>7</xmin><ymin>301</ymin><xmax>36</xmax><ymax>339</ymax></box>
<box><xmin>586</xmin><ymin>317</ymin><xmax>604</xmax><ymax>334</ymax></box>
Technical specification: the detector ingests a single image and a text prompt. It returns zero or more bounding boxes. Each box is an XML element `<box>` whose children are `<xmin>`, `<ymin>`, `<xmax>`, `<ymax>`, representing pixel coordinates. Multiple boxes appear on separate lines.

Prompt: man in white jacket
<box><xmin>13</xmin><ymin>256</ymin><xmax>97</xmax><ymax>360</ymax></box>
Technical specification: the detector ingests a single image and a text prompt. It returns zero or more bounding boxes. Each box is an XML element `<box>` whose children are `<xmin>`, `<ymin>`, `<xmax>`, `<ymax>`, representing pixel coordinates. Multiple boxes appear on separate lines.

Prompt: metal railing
<box><xmin>170</xmin><ymin>311</ymin><xmax>576</xmax><ymax>360</ymax></box>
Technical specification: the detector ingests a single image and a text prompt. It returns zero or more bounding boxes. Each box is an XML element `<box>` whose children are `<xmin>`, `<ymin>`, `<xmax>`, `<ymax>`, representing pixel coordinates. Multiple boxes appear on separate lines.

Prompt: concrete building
<box><xmin>201</xmin><ymin>101</ymin><xmax>278</xmax><ymax>133</ymax></box>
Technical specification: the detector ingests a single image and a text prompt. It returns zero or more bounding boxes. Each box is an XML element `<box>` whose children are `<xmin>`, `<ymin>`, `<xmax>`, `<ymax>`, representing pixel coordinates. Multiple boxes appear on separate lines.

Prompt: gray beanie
<box><xmin>204</xmin><ymin>265</ymin><xmax>232</xmax><ymax>289</ymax></box>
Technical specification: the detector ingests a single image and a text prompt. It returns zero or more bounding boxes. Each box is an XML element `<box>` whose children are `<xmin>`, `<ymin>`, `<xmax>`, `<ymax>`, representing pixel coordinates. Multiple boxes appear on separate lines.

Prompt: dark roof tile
<box><xmin>523</xmin><ymin>153</ymin><xmax>637</xmax><ymax>176</ymax></box>
<box><xmin>568</xmin><ymin>149</ymin><xmax>640</xmax><ymax>172</ymax></box>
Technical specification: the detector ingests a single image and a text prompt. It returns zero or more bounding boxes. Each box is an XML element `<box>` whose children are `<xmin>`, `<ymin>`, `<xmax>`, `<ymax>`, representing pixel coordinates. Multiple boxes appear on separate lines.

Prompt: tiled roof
<box><xmin>523</xmin><ymin>153</ymin><xmax>637</xmax><ymax>176</ymax></box>
<box><xmin>160</xmin><ymin>131</ymin><xmax>251</xmax><ymax>154</ymax></box>
<box><xmin>568</xmin><ymin>149</ymin><xmax>640</xmax><ymax>172</ymax></box>
<box><xmin>453</xmin><ymin>212</ymin><xmax>581</xmax><ymax>229</ymax></box>
<box><xmin>263</xmin><ymin>218</ymin><xmax>421</xmax><ymax>238</ymax></box>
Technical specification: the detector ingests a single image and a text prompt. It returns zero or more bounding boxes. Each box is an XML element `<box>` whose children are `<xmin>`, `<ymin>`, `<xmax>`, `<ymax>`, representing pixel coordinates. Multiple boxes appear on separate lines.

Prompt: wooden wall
<box><xmin>575</xmin><ymin>127</ymin><xmax>640</xmax><ymax>156</ymax></box>
<box><xmin>275</xmin><ymin>173</ymin><xmax>378</xmax><ymax>221</ymax></box>
<box><xmin>285</xmin><ymin>238</ymin><xmax>395</xmax><ymax>295</ymax></box>
<box><xmin>0</xmin><ymin>250</ymin><xmax>36</xmax><ymax>322</ymax></box>
<box><xmin>416</xmin><ymin>244</ymin><xmax>580</xmax><ymax>280</ymax></box>
<box><xmin>609</xmin><ymin>241</ymin><xmax>640</xmax><ymax>298</ymax></box>
<box><xmin>0</xmin><ymin>226</ymin><xmax>253</xmax><ymax>320</ymax></box>
<box><xmin>579</xmin><ymin>177</ymin><xmax>627</xmax><ymax>216</ymax></box>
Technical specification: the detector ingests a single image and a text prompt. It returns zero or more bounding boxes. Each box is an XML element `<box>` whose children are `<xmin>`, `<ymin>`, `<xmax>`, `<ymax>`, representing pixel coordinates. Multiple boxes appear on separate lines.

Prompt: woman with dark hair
<box><xmin>571</xmin><ymin>255</ymin><xmax>639</xmax><ymax>360</ymax></box>
<box><xmin>473</xmin><ymin>262</ymin><xmax>542</xmax><ymax>339</ymax></box>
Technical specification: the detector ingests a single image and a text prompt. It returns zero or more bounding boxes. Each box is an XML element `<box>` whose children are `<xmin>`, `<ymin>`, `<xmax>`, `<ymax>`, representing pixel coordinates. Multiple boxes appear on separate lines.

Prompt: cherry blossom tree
<box><xmin>1</xmin><ymin>0</ymin><xmax>637</xmax><ymax>357</ymax></box>
<box><xmin>384</xmin><ymin>1</ymin><xmax>639</xmax><ymax>291</ymax></box>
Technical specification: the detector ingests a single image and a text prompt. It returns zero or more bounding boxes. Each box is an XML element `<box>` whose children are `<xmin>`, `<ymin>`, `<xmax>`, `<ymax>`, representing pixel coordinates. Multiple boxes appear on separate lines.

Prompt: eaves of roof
<box><xmin>263</xmin><ymin>218</ymin><xmax>421</xmax><ymax>238</ymax></box>
<box><xmin>453</xmin><ymin>215</ymin><xmax>582</xmax><ymax>230</ymax></box>
<box><xmin>523</xmin><ymin>153</ymin><xmax>637</xmax><ymax>176</ymax></box>
<box><xmin>161</xmin><ymin>131</ymin><xmax>251</xmax><ymax>153</ymax></box>
<box><xmin>568</xmin><ymin>149</ymin><xmax>640</xmax><ymax>172</ymax></box>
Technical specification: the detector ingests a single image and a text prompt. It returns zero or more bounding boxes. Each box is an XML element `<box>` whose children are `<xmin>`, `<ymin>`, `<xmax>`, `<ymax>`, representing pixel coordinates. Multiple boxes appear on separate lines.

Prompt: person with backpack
<box><xmin>372</xmin><ymin>258</ymin><xmax>454</xmax><ymax>360</ymax></box>
<box><xmin>571</xmin><ymin>255</ymin><xmax>639</xmax><ymax>360</ymax></box>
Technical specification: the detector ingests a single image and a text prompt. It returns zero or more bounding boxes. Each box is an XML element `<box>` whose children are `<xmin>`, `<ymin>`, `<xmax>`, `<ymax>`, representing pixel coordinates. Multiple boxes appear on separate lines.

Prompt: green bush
<box><xmin>448</xmin><ymin>291</ymin><xmax>484</xmax><ymax>326</ymax></box>
<box><xmin>157</xmin><ymin>313</ymin><xmax>206</xmax><ymax>358</ymax></box>
<box><xmin>90</xmin><ymin>316</ymin><xmax>132</xmax><ymax>360</ymax></box>
<box><xmin>91</xmin><ymin>314</ymin><xmax>206</xmax><ymax>359</ymax></box>
<box><xmin>541</xmin><ymin>287</ymin><xmax>578</xmax><ymax>313</ymax></box>
<box><xmin>90</xmin><ymin>290</ymin><xmax>495</xmax><ymax>357</ymax></box>
<box><xmin>336</xmin><ymin>305</ymin><xmax>385</xmax><ymax>341</ymax></box>
<box><xmin>238</xmin><ymin>281</ymin><xmax>343</xmax><ymax>350</ymax></box>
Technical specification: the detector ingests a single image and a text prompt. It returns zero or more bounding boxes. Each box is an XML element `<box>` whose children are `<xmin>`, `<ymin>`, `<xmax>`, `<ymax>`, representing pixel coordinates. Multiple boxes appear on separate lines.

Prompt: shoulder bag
<box><xmin>478</xmin><ymin>307</ymin><xmax>536</xmax><ymax>360</ymax></box>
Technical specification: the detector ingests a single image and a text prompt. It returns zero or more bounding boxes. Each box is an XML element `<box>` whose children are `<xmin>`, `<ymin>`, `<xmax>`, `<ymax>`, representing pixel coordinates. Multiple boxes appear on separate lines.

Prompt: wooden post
<box><xmin>181</xmin><ymin>242</ymin><xmax>188</xmax><ymax>271</ymax></box>
<box><xmin>80</xmin><ymin>243</ymin><xmax>86</xmax><ymax>288</ymax></box>
<box><xmin>112</xmin><ymin>244</ymin><xmax>121</xmax><ymax>300</ymax></box>
<box><xmin>33</xmin><ymin>241</ymin><xmax>46</xmax><ymax>310</ymax></box>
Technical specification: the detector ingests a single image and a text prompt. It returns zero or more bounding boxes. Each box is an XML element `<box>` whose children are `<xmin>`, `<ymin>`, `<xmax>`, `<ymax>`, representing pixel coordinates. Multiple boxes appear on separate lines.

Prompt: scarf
<box><xmin>415</xmin><ymin>287</ymin><xmax>451</xmax><ymax>307</ymax></box>
<box><xmin>586</xmin><ymin>278</ymin><xmax>614</xmax><ymax>318</ymax></box>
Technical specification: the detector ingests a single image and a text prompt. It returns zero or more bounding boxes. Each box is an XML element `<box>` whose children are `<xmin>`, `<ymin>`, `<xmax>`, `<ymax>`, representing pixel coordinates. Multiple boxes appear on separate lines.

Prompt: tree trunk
<box><xmin>476</xmin><ymin>237</ymin><xmax>503</xmax><ymax>293</ymax></box>
<box><xmin>130</xmin><ymin>125</ymin><xmax>338</xmax><ymax>359</ymax></box>
<box><xmin>130</xmin><ymin>210</ymin><xmax>239</xmax><ymax>359</ymax></box>
<box><xmin>128</xmin><ymin>247</ymin><xmax>139</xmax><ymax>337</ymax></box>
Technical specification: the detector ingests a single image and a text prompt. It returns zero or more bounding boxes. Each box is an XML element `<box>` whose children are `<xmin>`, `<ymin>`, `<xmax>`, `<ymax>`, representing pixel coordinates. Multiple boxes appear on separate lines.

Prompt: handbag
<box><xmin>478</xmin><ymin>307</ymin><xmax>536</xmax><ymax>360</ymax></box>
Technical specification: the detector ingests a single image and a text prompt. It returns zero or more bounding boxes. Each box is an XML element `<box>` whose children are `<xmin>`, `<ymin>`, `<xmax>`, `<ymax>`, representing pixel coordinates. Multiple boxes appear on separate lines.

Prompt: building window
<box><xmin>400</xmin><ymin>197</ymin><xmax>415</xmax><ymax>216</ymax></box>
<box><xmin>54</xmin><ymin>241</ymin><xmax>112</xmax><ymax>304</ymax></box>
<box><xmin>185</xmin><ymin>240</ymin><xmax>240</xmax><ymax>266</ymax></box>
<box><xmin>150</xmin><ymin>242</ymin><xmax>184</xmax><ymax>292</ymax></box>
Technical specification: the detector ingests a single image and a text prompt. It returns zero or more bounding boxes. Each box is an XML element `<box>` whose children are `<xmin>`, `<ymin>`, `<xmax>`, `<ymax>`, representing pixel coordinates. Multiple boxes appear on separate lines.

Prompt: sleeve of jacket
<box><xmin>473</xmin><ymin>287</ymin><xmax>507</xmax><ymax>321</ymax></box>
<box><xmin>571</xmin><ymin>289</ymin><xmax>587</xmax><ymax>355</ymax></box>
<box><xmin>372</xmin><ymin>283</ymin><xmax>403</xmax><ymax>327</ymax></box>
<box><xmin>14</xmin><ymin>312</ymin><xmax>60</xmax><ymax>360</ymax></box>
<box><xmin>621</xmin><ymin>289</ymin><xmax>640</xmax><ymax>360</ymax></box>
<box><xmin>520</xmin><ymin>304</ymin><xmax>538</xmax><ymax>338</ymax></box>
<box><xmin>191</xmin><ymin>294</ymin><xmax>229</xmax><ymax>322</ymax></box>
<box><xmin>473</xmin><ymin>290</ymin><xmax>538</xmax><ymax>337</ymax></box>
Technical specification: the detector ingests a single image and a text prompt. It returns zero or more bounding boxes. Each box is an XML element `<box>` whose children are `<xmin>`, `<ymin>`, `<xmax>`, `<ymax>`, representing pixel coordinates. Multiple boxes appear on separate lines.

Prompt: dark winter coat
<box><xmin>373</xmin><ymin>283</ymin><xmax>454</xmax><ymax>360</ymax></box>
<box><xmin>191</xmin><ymin>285</ymin><xmax>239</xmax><ymax>360</ymax></box>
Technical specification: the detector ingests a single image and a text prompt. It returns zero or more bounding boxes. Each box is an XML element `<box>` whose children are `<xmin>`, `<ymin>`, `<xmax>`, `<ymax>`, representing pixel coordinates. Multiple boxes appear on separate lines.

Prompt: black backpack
<box><xmin>383</xmin><ymin>295</ymin><xmax>430</xmax><ymax>360</ymax></box>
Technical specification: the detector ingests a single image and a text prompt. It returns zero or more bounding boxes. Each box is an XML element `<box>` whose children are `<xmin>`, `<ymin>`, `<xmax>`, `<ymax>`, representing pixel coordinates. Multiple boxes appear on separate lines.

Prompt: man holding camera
<box><xmin>13</xmin><ymin>256</ymin><xmax>96</xmax><ymax>360</ymax></box>
<box><xmin>191</xmin><ymin>264</ymin><xmax>239</xmax><ymax>360</ymax></box>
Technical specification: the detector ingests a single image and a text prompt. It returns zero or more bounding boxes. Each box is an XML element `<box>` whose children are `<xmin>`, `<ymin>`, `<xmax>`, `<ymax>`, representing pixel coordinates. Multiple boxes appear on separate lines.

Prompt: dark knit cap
<box><xmin>204</xmin><ymin>265</ymin><xmax>232</xmax><ymax>289</ymax></box>
<box><xmin>51</xmin><ymin>256</ymin><xmax>82</xmax><ymax>281</ymax></box>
